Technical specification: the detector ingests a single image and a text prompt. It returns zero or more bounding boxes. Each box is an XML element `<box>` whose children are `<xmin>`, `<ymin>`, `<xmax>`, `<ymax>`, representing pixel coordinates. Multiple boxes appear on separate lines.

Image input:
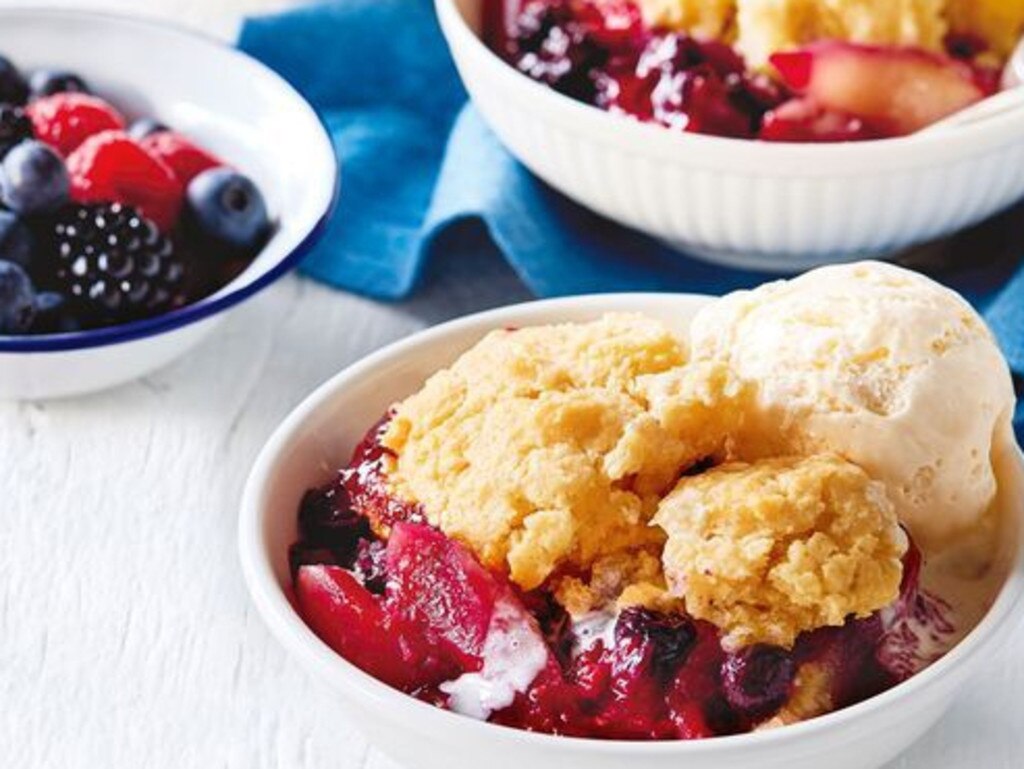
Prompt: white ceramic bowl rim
<box><xmin>436</xmin><ymin>0</ymin><xmax>1024</xmax><ymax>166</ymax></box>
<box><xmin>240</xmin><ymin>292</ymin><xmax>1024</xmax><ymax>755</ymax></box>
<box><xmin>0</xmin><ymin>7</ymin><xmax>339</xmax><ymax>354</ymax></box>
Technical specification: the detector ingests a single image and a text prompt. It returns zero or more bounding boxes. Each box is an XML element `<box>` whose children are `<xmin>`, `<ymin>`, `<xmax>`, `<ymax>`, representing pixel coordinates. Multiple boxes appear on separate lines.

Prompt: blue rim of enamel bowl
<box><xmin>0</xmin><ymin>7</ymin><xmax>339</xmax><ymax>354</ymax></box>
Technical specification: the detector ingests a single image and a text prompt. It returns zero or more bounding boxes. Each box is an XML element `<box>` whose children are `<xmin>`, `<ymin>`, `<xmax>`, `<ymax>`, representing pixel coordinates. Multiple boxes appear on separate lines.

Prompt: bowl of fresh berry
<box><xmin>240</xmin><ymin>275</ymin><xmax>1024</xmax><ymax>769</ymax></box>
<box><xmin>0</xmin><ymin>9</ymin><xmax>336</xmax><ymax>399</ymax></box>
<box><xmin>436</xmin><ymin>0</ymin><xmax>1024</xmax><ymax>269</ymax></box>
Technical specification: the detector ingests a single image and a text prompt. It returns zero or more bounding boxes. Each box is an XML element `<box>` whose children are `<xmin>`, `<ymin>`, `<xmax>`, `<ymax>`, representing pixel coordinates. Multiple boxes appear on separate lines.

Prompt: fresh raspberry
<box><xmin>66</xmin><ymin>130</ymin><xmax>182</xmax><ymax>231</ymax></box>
<box><xmin>26</xmin><ymin>93</ymin><xmax>125</xmax><ymax>156</ymax></box>
<box><xmin>139</xmin><ymin>131</ymin><xmax>222</xmax><ymax>186</ymax></box>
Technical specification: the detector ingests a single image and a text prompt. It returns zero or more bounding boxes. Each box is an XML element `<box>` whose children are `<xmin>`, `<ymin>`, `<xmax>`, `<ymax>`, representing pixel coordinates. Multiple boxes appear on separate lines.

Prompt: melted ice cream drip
<box><xmin>878</xmin><ymin>590</ymin><xmax>957</xmax><ymax>679</ymax></box>
<box><xmin>441</xmin><ymin>598</ymin><xmax>549</xmax><ymax>720</ymax></box>
<box><xmin>571</xmin><ymin>611</ymin><xmax>618</xmax><ymax>658</ymax></box>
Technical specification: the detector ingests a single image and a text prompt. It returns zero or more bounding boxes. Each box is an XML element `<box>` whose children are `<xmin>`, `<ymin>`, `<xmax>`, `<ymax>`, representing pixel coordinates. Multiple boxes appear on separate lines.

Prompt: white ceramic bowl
<box><xmin>240</xmin><ymin>293</ymin><xmax>1024</xmax><ymax>769</ymax></box>
<box><xmin>436</xmin><ymin>0</ymin><xmax>1024</xmax><ymax>271</ymax></box>
<box><xmin>0</xmin><ymin>9</ymin><xmax>337</xmax><ymax>399</ymax></box>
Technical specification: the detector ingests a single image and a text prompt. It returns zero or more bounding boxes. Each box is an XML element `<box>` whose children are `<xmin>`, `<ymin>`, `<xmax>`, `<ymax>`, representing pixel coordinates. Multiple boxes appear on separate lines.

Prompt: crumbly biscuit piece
<box><xmin>655</xmin><ymin>454</ymin><xmax>907</xmax><ymax>648</ymax></box>
<box><xmin>756</xmin><ymin>661</ymin><xmax>835</xmax><ymax>729</ymax></box>
<box><xmin>553</xmin><ymin>549</ymin><xmax>678</xmax><ymax>616</ymax></box>
<box><xmin>383</xmin><ymin>314</ymin><xmax>739</xmax><ymax>591</ymax></box>
<box><xmin>735</xmin><ymin>0</ymin><xmax>946</xmax><ymax>66</ymax></box>
<box><xmin>634</xmin><ymin>0</ymin><xmax>1017</xmax><ymax>70</ymax></box>
<box><xmin>635</xmin><ymin>0</ymin><xmax>736</xmax><ymax>39</ymax></box>
<box><xmin>945</xmin><ymin>0</ymin><xmax>1024</xmax><ymax>58</ymax></box>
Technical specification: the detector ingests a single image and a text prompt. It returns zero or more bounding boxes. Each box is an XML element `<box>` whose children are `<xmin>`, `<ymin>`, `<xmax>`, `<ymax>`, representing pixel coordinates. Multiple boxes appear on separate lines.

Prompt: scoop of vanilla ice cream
<box><xmin>690</xmin><ymin>261</ymin><xmax>1016</xmax><ymax>550</ymax></box>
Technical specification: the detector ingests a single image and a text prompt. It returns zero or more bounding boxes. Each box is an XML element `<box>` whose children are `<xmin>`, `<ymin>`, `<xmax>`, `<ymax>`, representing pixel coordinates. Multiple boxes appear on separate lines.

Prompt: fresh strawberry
<box><xmin>139</xmin><ymin>131</ymin><xmax>222</xmax><ymax>186</ymax></box>
<box><xmin>66</xmin><ymin>130</ymin><xmax>182</xmax><ymax>230</ymax></box>
<box><xmin>26</xmin><ymin>93</ymin><xmax>125</xmax><ymax>156</ymax></box>
<box><xmin>770</xmin><ymin>42</ymin><xmax>986</xmax><ymax>136</ymax></box>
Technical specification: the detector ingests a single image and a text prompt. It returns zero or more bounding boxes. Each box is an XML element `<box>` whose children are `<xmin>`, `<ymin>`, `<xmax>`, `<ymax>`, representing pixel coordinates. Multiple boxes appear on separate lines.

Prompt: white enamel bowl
<box><xmin>0</xmin><ymin>9</ymin><xmax>337</xmax><ymax>399</ymax></box>
<box><xmin>240</xmin><ymin>293</ymin><xmax>1024</xmax><ymax>769</ymax></box>
<box><xmin>436</xmin><ymin>0</ymin><xmax>1024</xmax><ymax>271</ymax></box>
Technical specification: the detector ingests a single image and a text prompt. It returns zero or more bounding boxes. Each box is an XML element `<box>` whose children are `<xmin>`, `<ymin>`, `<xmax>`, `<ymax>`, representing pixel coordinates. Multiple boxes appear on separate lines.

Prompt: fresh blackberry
<box><xmin>0</xmin><ymin>104</ymin><xmax>33</xmax><ymax>159</ymax></box>
<box><xmin>44</xmin><ymin>203</ymin><xmax>188</xmax><ymax>326</ymax></box>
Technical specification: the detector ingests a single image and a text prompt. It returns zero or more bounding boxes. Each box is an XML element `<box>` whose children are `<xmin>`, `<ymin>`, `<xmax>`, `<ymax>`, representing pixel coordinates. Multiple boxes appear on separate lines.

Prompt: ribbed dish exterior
<box><xmin>438</xmin><ymin>0</ymin><xmax>1024</xmax><ymax>272</ymax></box>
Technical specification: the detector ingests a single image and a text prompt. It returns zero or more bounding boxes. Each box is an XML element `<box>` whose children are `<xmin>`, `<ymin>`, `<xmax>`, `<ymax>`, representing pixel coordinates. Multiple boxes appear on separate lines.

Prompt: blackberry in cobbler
<box><xmin>504</xmin><ymin>0</ymin><xmax>611</xmax><ymax>101</ymax></box>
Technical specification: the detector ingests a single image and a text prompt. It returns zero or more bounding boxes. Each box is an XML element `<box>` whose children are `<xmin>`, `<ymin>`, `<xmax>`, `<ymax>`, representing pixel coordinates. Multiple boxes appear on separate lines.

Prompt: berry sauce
<box><xmin>483</xmin><ymin>0</ymin><xmax>997</xmax><ymax>142</ymax></box>
<box><xmin>487</xmin><ymin>0</ymin><xmax>786</xmax><ymax>140</ymax></box>
<box><xmin>290</xmin><ymin>415</ymin><xmax>951</xmax><ymax>740</ymax></box>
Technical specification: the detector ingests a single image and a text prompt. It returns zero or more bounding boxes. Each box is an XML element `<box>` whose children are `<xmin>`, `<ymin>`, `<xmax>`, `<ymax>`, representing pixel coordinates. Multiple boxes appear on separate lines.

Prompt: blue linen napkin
<box><xmin>238</xmin><ymin>0</ymin><xmax>1024</xmax><ymax>433</ymax></box>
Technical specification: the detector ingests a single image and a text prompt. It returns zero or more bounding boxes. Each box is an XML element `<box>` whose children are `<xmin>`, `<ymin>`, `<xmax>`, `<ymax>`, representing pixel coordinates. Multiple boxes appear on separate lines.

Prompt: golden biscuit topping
<box><xmin>552</xmin><ymin>549</ymin><xmax>677</xmax><ymax>616</ymax></box>
<box><xmin>654</xmin><ymin>454</ymin><xmax>907</xmax><ymax>648</ymax></box>
<box><xmin>635</xmin><ymin>0</ymin><xmax>736</xmax><ymax>40</ymax></box>
<box><xmin>945</xmin><ymin>0</ymin><xmax>1024</xmax><ymax>58</ymax></box>
<box><xmin>736</xmin><ymin>0</ymin><xmax>947</xmax><ymax>66</ymax></box>
<box><xmin>382</xmin><ymin>314</ymin><xmax>741</xmax><ymax>591</ymax></box>
<box><xmin>638</xmin><ymin>0</ymin><xmax>1024</xmax><ymax>66</ymax></box>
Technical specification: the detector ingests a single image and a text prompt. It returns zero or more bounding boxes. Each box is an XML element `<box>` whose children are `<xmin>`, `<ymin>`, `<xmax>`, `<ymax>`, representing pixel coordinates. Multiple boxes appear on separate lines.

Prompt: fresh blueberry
<box><xmin>0</xmin><ymin>260</ymin><xmax>36</xmax><ymax>333</ymax></box>
<box><xmin>0</xmin><ymin>104</ymin><xmax>33</xmax><ymax>159</ymax></box>
<box><xmin>0</xmin><ymin>140</ymin><xmax>70</xmax><ymax>215</ymax></box>
<box><xmin>721</xmin><ymin>644</ymin><xmax>796</xmax><ymax>719</ymax></box>
<box><xmin>28</xmin><ymin>69</ymin><xmax>90</xmax><ymax>98</ymax></box>
<box><xmin>127</xmin><ymin>118</ymin><xmax>168</xmax><ymax>141</ymax></box>
<box><xmin>185</xmin><ymin>168</ymin><xmax>271</xmax><ymax>255</ymax></box>
<box><xmin>0</xmin><ymin>210</ymin><xmax>33</xmax><ymax>269</ymax></box>
<box><xmin>32</xmin><ymin>291</ymin><xmax>80</xmax><ymax>334</ymax></box>
<box><xmin>0</xmin><ymin>55</ymin><xmax>28</xmax><ymax>105</ymax></box>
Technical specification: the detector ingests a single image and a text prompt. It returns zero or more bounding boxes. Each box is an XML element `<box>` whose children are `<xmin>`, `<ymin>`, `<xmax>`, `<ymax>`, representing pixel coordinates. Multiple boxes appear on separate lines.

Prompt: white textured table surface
<box><xmin>1</xmin><ymin>2</ymin><xmax>1022</xmax><ymax>768</ymax></box>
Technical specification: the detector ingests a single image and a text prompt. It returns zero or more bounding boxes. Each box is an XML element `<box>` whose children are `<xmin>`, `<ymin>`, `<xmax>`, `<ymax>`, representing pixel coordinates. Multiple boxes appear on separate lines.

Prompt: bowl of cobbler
<box><xmin>435</xmin><ymin>0</ymin><xmax>1024</xmax><ymax>269</ymax></box>
<box><xmin>241</xmin><ymin>261</ymin><xmax>1023</xmax><ymax>769</ymax></box>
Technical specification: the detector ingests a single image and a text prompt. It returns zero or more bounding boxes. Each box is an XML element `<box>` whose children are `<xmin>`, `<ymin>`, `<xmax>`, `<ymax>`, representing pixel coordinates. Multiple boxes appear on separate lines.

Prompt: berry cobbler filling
<box><xmin>290</xmin><ymin>416</ymin><xmax>955</xmax><ymax>740</ymax></box>
<box><xmin>483</xmin><ymin>0</ymin><xmax>1000</xmax><ymax>141</ymax></box>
